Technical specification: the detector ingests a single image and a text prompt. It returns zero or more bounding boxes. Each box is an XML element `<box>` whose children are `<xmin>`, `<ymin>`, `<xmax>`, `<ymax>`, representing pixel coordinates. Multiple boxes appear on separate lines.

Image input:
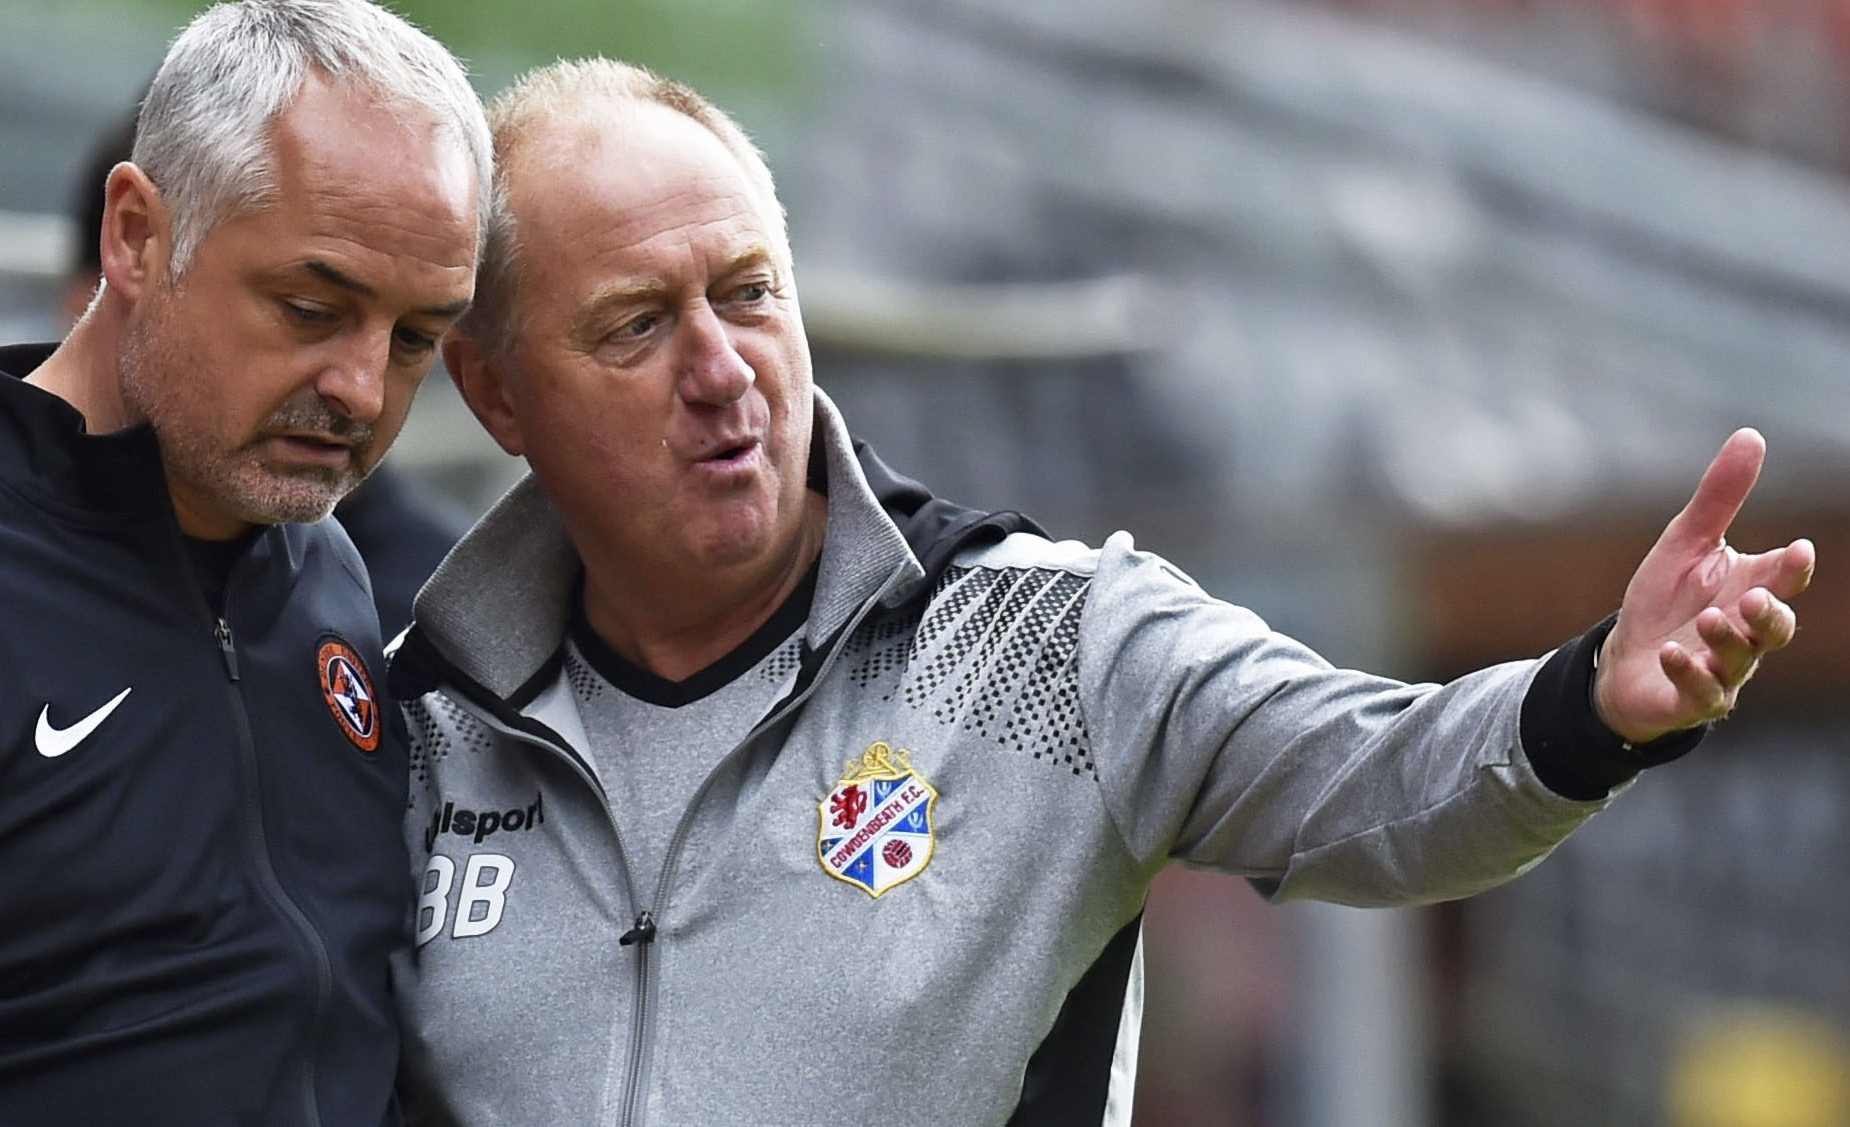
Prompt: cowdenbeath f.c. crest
<box><xmin>817</xmin><ymin>742</ymin><xmax>937</xmax><ymax>897</ymax></box>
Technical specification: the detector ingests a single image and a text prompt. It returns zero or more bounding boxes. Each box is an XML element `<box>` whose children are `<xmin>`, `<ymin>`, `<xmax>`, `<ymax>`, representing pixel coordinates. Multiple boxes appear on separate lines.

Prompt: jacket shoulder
<box><xmin>948</xmin><ymin>528</ymin><xmax>1145</xmax><ymax>581</ymax></box>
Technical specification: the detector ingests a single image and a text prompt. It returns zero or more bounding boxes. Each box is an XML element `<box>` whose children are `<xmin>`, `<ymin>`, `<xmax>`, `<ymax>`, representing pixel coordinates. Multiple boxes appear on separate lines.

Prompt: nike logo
<box><xmin>35</xmin><ymin>688</ymin><xmax>133</xmax><ymax>758</ymax></box>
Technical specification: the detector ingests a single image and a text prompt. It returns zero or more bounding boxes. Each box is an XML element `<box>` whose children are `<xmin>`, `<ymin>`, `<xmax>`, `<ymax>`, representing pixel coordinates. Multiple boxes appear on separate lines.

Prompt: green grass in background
<box><xmin>16</xmin><ymin>0</ymin><xmax>810</xmax><ymax>111</ymax></box>
<box><xmin>394</xmin><ymin>0</ymin><xmax>806</xmax><ymax>105</ymax></box>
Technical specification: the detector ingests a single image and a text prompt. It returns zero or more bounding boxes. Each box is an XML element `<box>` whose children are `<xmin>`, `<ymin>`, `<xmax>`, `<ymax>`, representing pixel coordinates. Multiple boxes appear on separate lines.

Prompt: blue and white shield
<box><xmin>817</xmin><ymin>742</ymin><xmax>937</xmax><ymax>897</ymax></box>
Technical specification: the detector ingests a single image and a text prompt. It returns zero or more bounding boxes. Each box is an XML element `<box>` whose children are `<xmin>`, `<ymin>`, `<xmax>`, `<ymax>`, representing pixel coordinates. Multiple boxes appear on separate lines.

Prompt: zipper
<box><xmin>214</xmin><ymin>617</ymin><xmax>239</xmax><ymax>681</ymax></box>
<box><xmin>616</xmin><ymin>909</ymin><xmax>657</xmax><ymax>1127</ymax></box>
<box><xmin>430</xmin><ymin>698</ymin><xmax>650</xmax><ymax>1127</ymax></box>
<box><xmin>613</xmin><ymin>559</ymin><xmax>916</xmax><ymax>1127</ymax></box>
<box><xmin>439</xmin><ymin>559</ymin><xmax>915</xmax><ymax>1127</ymax></box>
<box><xmin>644</xmin><ymin>557</ymin><xmax>916</xmax><ymax>913</ymax></box>
<box><xmin>201</xmin><ymin>550</ymin><xmax>331</xmax><ymax>1127</ymax></box>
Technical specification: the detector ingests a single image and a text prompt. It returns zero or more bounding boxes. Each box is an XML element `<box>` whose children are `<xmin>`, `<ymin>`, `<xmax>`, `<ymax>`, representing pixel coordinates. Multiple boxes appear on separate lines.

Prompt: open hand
<box><xmin>1593</xmin><ymin>428</ymin><xmax>1814</xmax><ymax>744</ymax></box>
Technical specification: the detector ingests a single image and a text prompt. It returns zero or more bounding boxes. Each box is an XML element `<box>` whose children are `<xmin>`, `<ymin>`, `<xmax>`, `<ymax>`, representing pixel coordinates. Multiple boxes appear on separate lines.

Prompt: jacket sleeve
<box><xmin>1079</xmin><ymin>531</ymin><xmax>1626</xmax><ymax>908</ymax></box>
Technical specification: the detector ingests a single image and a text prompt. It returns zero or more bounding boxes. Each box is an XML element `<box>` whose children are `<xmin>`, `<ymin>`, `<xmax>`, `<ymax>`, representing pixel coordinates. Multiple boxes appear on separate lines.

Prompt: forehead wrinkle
<box><xmin>302</xmin><ymin>258</ymin><xmax>377</xmax><ymax>297</ymax></box>
<box><xmin>561</xmin><ymin>199</ymin><xmax>764</xmax><ymax>277</ymax></box>
<box><xmin>508</xmin><ymin>112</ymin><xmax>789</xmax><ymax>340</ymax></box>
<box><xmin>591</xmin><ymin>188</ymin><xmax>759</xmax><ymax>253</ymax></box>
<box><xmin>292</xmin><ymin>191</ymin><xmax>479</xmax><ymax>266</ymax></box>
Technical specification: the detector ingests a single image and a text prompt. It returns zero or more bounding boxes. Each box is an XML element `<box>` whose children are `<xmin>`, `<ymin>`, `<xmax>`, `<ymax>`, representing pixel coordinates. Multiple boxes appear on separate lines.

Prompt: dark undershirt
<box><xmin>183</xmin><ymin>531</ymin><xmax>257</xmax><ymax>614</ymax></box>
<box><xmin>567</xmin><ymin>562</ymin><xmax>819</xmax><ymax>708</ymax></box>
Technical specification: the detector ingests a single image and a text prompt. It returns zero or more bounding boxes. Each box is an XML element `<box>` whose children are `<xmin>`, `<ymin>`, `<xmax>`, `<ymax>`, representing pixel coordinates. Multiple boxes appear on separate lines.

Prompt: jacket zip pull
<box><xmin>214</xmin><ymin>617</ymin><xmax>240</xmax><ymax>682</ymax></box>
<box><xmin>618</xmin><ymin>910</ymin><xmax>656</xmax><ymax>947</ymax></box>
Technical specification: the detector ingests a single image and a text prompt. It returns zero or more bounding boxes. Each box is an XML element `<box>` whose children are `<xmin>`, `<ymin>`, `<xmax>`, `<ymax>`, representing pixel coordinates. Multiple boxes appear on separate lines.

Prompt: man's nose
<box><xmin>676</xmin><ymin>305</ymin><xmax>755</xmax><ymax>406</ymax></box>
<box><xmin>313</xmin><ymin>335</ymin><xmax>388</xmax><ymax>424</ymax></box>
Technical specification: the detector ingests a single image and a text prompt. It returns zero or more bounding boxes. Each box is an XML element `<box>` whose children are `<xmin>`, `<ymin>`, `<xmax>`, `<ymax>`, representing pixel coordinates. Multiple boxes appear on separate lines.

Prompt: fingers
<box><xmin>1726</xmin><ymin>538</ymin><xmax>1813</xmax><ymax>616</ymax></box>
<box><xmin>1610</xmin><ymin>586</ymin><xmax>1791</xmax><ymax>740</ymax></box>
<box><xmin>1774</xmin><ymin>537</ymin><xmax>1817</xmax><ymax>597</ymax></box>
<box><xmin>1740</xmin><ymin>586</ymin><xmax>1799</xmax><ymax>654</ymax></box>
<box><xmin>1666</xmin><ymin>428</ymin><xmax>1766</xmax><ymax>550</ymax></box>
<box><xmin>1736</xmin><ymin>538</ymin><xmax>1817</xmax><ymax>602</ymax></box>
<box><xmin>1659</xmin><ymin>640</ymin><xmax>1729</xmax><ymax>720</ymax></box>
<box><xmin>1696</xmin><ymin>604</ymin><xmax>1755</xmax><ymax>680</ymax></box>
<box><xmin>1679</xmin><ymin>585</ymin><xmax>1795</xmax><ymax>705</ymax></box>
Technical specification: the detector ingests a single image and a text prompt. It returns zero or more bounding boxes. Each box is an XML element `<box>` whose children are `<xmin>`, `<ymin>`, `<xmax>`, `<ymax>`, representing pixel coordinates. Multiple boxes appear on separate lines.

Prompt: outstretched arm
<box><xmin>1593</xmin><ymin>428</ymin><xmax>1815</xmax><ymax>744</ymax></box>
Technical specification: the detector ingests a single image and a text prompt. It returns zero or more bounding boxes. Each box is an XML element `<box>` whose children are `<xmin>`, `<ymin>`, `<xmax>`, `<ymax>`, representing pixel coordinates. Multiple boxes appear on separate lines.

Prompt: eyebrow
<box><xmin>568</xmin><ymin>247</ymin><xmax>782</xmax><ymax>337</ymax></box>
<box><xmin>569</xmin><ymin>281</ymin><xmax>672</xmax><ymax>343</ymax></box>
<box><xmin>729</xmin><ymin>246</ymin><xmax>775</xmax><ymax>274</ymax></box>
<box><xmin>301</xmin><ymin>260</ymin><xmax>472</xmax><ymax>319</ymax></box>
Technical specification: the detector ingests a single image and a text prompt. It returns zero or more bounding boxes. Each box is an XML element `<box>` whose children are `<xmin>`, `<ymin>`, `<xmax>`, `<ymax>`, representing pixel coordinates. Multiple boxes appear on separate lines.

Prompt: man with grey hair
<box><xmin>392</xmin><ymin>58</ymin><xmax>1812</xmax><ymax>1125</ymax></box>
<box><xmin>0</xmin><ymin>1</ymin><xmax>487</xmax><ymax>1123</ymax></box>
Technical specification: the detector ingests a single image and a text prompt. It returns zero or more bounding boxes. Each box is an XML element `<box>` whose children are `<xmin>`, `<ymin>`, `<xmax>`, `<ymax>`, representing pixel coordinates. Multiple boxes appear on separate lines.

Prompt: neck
<box><xmin>580</xmin><ymin>492</ymin><xmax>828</xmax><ymax>683</ymax></box>
<box><xmin>29</xmin><ymin>310</ymin><xmax>251</xmax><ymax>542</ymax></box>
<box><xmin>26</xmin><ymin>310</ymin><xmax>137</xmax><ymax>434</ymax></box>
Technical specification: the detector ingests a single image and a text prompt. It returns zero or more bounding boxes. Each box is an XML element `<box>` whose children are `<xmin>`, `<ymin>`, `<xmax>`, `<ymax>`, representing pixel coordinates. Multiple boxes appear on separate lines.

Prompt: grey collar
<box><xmin>411</xmin><ymin>387</ymin><xmax>922</xmax><ymax>702</ymax></box>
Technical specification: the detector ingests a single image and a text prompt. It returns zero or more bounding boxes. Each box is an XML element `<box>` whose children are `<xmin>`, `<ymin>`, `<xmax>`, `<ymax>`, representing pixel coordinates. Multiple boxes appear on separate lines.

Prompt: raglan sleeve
<box><xmin>1078</xmin><ymin>531</ymin><xmax>1622</xmax><ymax>908</ymax></box>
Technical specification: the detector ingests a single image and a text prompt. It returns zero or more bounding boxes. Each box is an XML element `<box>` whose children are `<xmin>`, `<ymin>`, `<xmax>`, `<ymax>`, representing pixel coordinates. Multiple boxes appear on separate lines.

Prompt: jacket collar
<box><xmin>0</xmin><ymin>342</ymin><xmax>175</xmax><ymax>518</ymax></box>
<box><xmin>401</xmin><ymin>387</ymin><xmax>926</xmax><ymax>704</ymax></box>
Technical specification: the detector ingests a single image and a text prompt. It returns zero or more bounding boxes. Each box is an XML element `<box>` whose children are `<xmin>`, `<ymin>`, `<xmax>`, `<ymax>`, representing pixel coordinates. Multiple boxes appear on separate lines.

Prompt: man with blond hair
<box><xmin>392</xmin><ymin>57</ymin><xmax>1812</xmax><ymax>1126</ymax></box>
<box><xmin>0</xmin><ymin>2</ymin><xmax>487</xmax><ymax>1123</ymax></box>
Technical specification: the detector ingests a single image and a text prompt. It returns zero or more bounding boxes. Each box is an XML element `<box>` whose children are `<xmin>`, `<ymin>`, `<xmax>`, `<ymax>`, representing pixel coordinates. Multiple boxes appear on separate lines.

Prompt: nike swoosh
<box><xmin>35</xmin><ymin>687</ymin><xmax>133</xmax><ymax>759</ymax></box>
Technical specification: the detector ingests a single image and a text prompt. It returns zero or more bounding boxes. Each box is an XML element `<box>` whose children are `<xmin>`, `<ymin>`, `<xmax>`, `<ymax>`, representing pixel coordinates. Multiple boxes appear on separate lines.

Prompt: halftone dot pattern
<box><xmin>564</xmin><ymin>646</ymin><xmax>605</xmax><ymax>703</ymax></box>
<box><xmin>1002</xmin><ymin>574</ymin><xmax>1090</xmax><ymax>774</ymax></box>
<box><xmin>902</xmin><ymin>568</ymin><xmax>1017</xmax><ymax>711</ymax></box>
<box><xmin>844</xmin><ymin>612</ymin><xmax>920</xmax><ymax>691</ymax></box>
<box><xmin>902</xmin><ymin>563</ymin><xmax>991</xmax><ymax>689</ymax></box>
<box><xmin>404</xmin><ymin>694</ymin><xmax>494</xmax><ymax>797</ymax></box>
<box><xmin>849</xmin><ymin>565</ymin><xmax>1094</xmax><ymax>776</ymax></box>
<box><xmin>761</xmin><ymin>635</ymin><xmax>804</xmax><ymax>684</ymax></box>
<box><xmin>932</xmin><ymin>569</ymin><xmax>1045</xmax><ymax>729</ymax></box>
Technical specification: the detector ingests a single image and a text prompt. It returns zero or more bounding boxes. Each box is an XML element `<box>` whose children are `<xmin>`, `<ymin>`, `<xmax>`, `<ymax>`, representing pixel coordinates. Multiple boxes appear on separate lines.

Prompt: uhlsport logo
<box><xmin>818</xmin><ymin>741</ymin><xmax>936</xmax><ymax>897</ymax></box>
<box><xmin>424</xmin><ymin>793</ymin><xmax>545</xmax><ymax>852</ymax></box>
<box><xmin>317</xmin><ymin>636</ymin><xmax>379</xmax><ymax>754</ymax></box>
<box><xmin>416</xmin><ymin>793</ymin><xmax>545</xmax><ymax>947</ymax></box>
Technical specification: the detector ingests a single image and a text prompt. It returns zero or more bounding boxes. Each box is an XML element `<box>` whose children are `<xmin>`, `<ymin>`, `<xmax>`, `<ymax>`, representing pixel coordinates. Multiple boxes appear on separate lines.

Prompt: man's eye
<box><xmin>393</xmin><ymin>327</ymin><xmax>438</xmax><ymax>356</ymax></box>
<box><xmin>284</xmin><ymin>300</ymin><xmax>336</xmax><ymax>324</ymax></box>
<box><xmin>733</xmin><ymin>282</ymin><xmax>770</xmax><ymax>303</ymax></box>
<box><xmin>614</xmin><ymin>314</ymin><xmax>659</xmax><ymax>340</ymax></box>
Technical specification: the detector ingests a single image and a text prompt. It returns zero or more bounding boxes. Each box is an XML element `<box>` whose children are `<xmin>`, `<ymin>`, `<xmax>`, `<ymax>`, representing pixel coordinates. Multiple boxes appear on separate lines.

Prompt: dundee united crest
<box><xmin>317</xmin><ymin>636</ymin><xmax>380</xmax><ymax>755</ymax></box>
<box><xmin>818</xmin><ymin>742</ymin><xmax>937</xmax><ymax>897</ymax></box>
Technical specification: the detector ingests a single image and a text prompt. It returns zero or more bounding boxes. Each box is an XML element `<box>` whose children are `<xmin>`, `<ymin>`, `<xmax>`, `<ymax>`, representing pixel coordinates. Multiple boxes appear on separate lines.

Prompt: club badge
<box><xmin>318</xmin><ymin>636</ymin><xmax>380</xmax><ymax>755</ymax></box>
<box><xmin>818</xmin><ymin>741</ymin><xmax>937</xmax><ymax>897</ymax></box>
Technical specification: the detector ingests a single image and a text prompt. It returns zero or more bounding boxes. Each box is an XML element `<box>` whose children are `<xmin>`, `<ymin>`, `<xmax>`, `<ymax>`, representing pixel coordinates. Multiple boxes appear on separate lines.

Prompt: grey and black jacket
<box><xmin>390</xmin><ymin>388</ymin><xmax>1688</xmax><ymax>1127</ymax></box>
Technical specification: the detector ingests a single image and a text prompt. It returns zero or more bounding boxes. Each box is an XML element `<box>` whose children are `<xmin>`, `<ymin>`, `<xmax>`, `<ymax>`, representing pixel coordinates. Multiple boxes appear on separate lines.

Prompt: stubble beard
<box><xmin>119</xmin><ymin>291</ymin><xmax>374</xmax><ymax>528</ymax></box>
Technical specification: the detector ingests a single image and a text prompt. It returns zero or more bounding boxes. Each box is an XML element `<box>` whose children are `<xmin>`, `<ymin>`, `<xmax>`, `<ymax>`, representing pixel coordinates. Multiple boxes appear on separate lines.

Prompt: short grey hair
<box><xmin>134</xmin><ymin>0</ymin><xmax>492</xmax><ymax>276</ymax></box>
<box><xmin>461</xmin><ymin>57</ymin><xmax>788</xmax><ymax>357</ymax></box>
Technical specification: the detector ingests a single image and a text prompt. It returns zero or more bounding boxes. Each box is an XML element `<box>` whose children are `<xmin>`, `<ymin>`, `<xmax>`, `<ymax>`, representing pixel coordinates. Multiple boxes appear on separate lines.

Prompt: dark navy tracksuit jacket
<box><xmin>0</xmin><ymin>343</ymin><xmax>408</xmax><ymax>1127</ymax></box>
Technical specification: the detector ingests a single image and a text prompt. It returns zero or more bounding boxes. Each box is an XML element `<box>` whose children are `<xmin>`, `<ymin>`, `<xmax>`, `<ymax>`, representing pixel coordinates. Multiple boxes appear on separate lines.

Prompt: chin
<box><xmin>227</xmin><ymin>468</ymin><xmax>357</xmax><ymax>526</ymax></box>
<box><xmin>687</xmin><ymin>518</ymin><xmax>781</xmax><ymax>572</ymax></box>
<box><xmin>692</xmin><ymin>537</ymin><xmax>773</xmax><ymax>572</ymax></box>
<box><xmin>237</xmin><ymin>494</ymin><xmax>341</xmax><ymax>527</ymax></box>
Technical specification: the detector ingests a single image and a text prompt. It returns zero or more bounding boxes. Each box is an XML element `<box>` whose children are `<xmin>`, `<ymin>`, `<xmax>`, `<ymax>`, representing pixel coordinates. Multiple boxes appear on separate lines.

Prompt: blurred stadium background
<box><xmin>4</xmin><ymin>0</ymin><xmax>1848</xmax><ymax>1123</ymax></box>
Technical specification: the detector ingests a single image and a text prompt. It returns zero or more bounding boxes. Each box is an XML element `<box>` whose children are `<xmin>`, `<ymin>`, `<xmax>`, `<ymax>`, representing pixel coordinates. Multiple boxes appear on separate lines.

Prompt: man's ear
<box><xmin>98</xmin><ymin>162</ymin><xmax>170</xmax><ymax>303</ymax></box>
<box><xmin>443</xmin><ymin>331</ymin><xmax>527</xmax><ymax>457</ymax></box>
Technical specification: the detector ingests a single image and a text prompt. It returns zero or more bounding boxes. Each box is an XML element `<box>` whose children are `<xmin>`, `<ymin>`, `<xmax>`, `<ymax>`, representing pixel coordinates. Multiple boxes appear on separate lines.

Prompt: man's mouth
<box><xmin>269</xmin><ymin>433</ymin><xmax>356</xmax><ymax>468</ymax></box>
<box><xmin>699</xmin><ymin>438</ymin><xmax>761</xmax><ymax>464</ymax></box>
